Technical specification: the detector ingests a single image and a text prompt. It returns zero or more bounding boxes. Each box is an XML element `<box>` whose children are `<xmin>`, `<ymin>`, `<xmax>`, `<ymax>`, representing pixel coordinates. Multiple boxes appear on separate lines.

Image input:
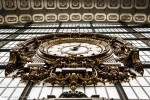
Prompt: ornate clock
<box><xmin>5</xmin><ymin>32</ymin><xmax>143</xmax><ymax>91</ymax></box>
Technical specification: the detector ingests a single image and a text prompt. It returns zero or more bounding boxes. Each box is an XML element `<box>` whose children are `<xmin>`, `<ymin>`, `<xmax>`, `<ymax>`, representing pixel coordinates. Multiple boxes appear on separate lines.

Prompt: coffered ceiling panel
<box><xmin>2</xmin><ymin>0</ymin><xmax>17</xmax><ymax>10</ymax></box>
<box><xmin>45</xmin><ymin>13</ymin><xmax>57</xmax><ymax>22</ymax></box>
<box><xmin>135</xmin><ymin>0</ymin><xmax>149</xmax><ymax>9</ymax></box>
<box><xmin>121</xmin><ymin>0</ymin><xmax>134</xmax><ymax>9</ymax></box>
<box><xmin>31</xmin><ymin>0</ymin><xmax>44</xmax><ymax>9</ymax></box>
<box><xmin>45</xmin><ymin>0</ymin><xmax>56</xmax><ymax>9</ymax></box>
<box><xmin>70</xmin><ymin>0</ymin><xmax>81</xmax><ymax>9</ymax></box>
<box><xmin>18</xmin><ymin>0</ymin><xmax>30</xmax><ymax>10</ymax></box>
<box><xmin>108</xmin><ymin>0</ymin><xmax>120</xmax><ymax>9</ymax></box>
<box><xmin>0</xmin><ymin>0</ymin><xmax>150</xmax><ymax>24</ymax></box>
<box><xmin>57</xmin><ymin>0</ymin><xmax>69</xmax><ymax>9</ymax></box>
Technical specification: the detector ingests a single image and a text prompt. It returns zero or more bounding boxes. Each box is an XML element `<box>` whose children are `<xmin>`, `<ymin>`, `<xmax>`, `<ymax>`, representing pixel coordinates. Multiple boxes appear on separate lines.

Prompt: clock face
<box><xmin>47</xmin><ymin>42</ymin><xmax>102</xmax><ymax>57</ymax></box>
<box><xmin>38</xmin><ymin>38</ymin><xmax>112</xmax><ymax>61</ymax></box>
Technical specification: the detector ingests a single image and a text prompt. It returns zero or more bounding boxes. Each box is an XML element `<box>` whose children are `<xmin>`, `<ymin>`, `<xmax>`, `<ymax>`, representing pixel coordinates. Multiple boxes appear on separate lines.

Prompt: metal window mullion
<box><xmin>94</xmin><ymin>85</ymin><xmax>97</xmax><ymax>95</ymax></box>
<box><xmin>37</xmin><ymin>84</ymin><xmax>44</xmax><ymax>99</ymax></box>
<box><xmin>104</xmin><ymin>85</ymin><xmax>110</xmax><ymax>99</ymax></box>
<box><xmin>50</xmin><ymin>85</ymin><xmax>54</xmax><ymax>95</ymax></box>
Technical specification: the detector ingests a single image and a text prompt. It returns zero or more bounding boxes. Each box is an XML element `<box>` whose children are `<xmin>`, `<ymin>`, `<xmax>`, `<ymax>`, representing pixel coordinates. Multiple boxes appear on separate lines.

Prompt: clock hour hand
<box><xmin>72</xmin><ymin>44</ymin><xmax>81</xmax><ymax>51</ymax></box>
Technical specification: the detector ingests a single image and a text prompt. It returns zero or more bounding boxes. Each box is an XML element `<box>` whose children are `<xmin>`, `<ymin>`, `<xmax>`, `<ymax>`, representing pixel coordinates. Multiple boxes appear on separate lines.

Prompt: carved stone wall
<box><xmin>0</xmin><ymin>0</ymin><xmax>150</xmax><ymax>24</ymax></box>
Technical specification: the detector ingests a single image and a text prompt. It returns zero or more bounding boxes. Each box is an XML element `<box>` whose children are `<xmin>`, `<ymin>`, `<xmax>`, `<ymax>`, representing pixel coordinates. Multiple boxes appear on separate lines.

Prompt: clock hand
<box><xmin>72</xmin><ymin>44</ymin><xmax>81</xmax><ymax>51</ymax></box>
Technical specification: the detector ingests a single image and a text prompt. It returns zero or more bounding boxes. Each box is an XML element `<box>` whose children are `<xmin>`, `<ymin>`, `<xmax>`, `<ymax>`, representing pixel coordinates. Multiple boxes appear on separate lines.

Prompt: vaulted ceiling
<box><xmin>0</xmin><ymin>0</ymin><xmax>150</xmax><ymax>25</ymax></box>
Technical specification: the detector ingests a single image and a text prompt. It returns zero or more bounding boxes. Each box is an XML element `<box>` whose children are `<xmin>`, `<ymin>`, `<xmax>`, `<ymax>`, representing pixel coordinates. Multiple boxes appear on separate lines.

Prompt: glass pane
<box><xmin>123</xmin><ymin>87</ymin><xmax>137</xmax><ymax>99</ymax></box>
<box><xmin>143</xmin><ymin>69</ymin><xmax>150</xmax><ymax>76</ymax></box>
<box><xmin>51</xmin><ymin>87</ymin><xmax>63</xmax><ymax>98</ymax></box>
<box><xmin>0</xmin><ymin>78</ymin><xmax>3</xmax><ymax>82</ymax></box>
<box><xmin>63</xmin><ymin>87</ymin><xmax>71</xmax><ymax>92</ymax></box>
<box><xmin>0</xmin><ymin>70</ymin><xmax>5</xmax><ymax>77</ymax></box>
<box><xmin>129</xmin><ymin>79</ymin><xmax>140</xmax><ymax>86</ymax></box>
<box><xmin>10</xmin><ymin>88</ymin><xmax>24</xmax><ymax>99</ymax></box>
<box><xmin>121</xmin><ymin>82</ymin><xmax>130</xmax><ymax>86</ymax></box>
<box><xmin>0</xmin><ymin>78</ymin><xmax>12</xmax><ymax>87</ymax></box>
<box><xmin>0</xmin><ymin>88</ymin><xmax>5</xmax><ymax>95</ymax></box>
<box><xmin>106</xmin><ymin>87</ymin><xmax>120</xmax><ymax>99</ymax></box>
<box><xmin>8</xmin><ymin>78</ymin><xmax>21</xmax><ymax>87</ymax></box>
<box><xmin>143</xmin><ymin>87</ymin><xmax>150</xmax><ymax>97</ymax></box>
<box><xmin>18</xmin><ymin>82</ymin><xmax>26</xmax><ymax>87</ymax></box>
<box><xmin>0</xmin><ymin>29</ymin><xmax>18</xmax><ymax>33</ymax></box>
<box><xmin>96</xmin><ymin>87</ymin><xmax>108</xmax><ymax>98</ymax></box>
<box><xmin>136</xmin><ymin>77</ymin><xmax>149</xmax><ymax>86</ymax></box>
<box><xmin>133</xmin><ymin>87</ymin><xmax>149</xmax><ymax>99</ymax></box>
<box><xmin>28</xmin><ymin>87</ymin><xmax>41</xmax><ymax>99</ymax></box>
<box><xmin>0</xmin><ymin>88</ymin><xmax>15</xmax><ymax>100</ymax></box>
<box><xmin>85</xmin><ymin>86</ymin><xmax>95</xmax><ymax>97</ymax></box>
<box><xmin>39</xmin><ymin>87</ymin><xmax>52</xmax><ymax>99</ymax></box>
<box><xmin>145</xmin><ymin>77</ymin><xmax>150</xmax><ymax>84</ymax></box>
<box><xmin>76</xmin><ymin>87</ymin><xmax>84</xmax><ymax>93</ymax></box>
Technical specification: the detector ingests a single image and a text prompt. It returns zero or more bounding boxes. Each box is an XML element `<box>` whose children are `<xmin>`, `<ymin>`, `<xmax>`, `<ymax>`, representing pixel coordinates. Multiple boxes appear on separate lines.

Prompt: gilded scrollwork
<box><xmin>59</xmin><ymin>91</ymin><xmax>88</xmax><ymax>98</ymax></box>
<box><xmin>6</xmin><ymin>33</ymin><xmax>144</xmax><ymax>91</ymax></box>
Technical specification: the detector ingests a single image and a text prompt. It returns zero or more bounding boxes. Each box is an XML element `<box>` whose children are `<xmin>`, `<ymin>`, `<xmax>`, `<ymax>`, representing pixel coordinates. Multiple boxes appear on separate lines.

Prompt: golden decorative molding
<box><xmin>6</xmin><ymin>33</ymin><xmax>144</xmax><ymax>91</ymax></box>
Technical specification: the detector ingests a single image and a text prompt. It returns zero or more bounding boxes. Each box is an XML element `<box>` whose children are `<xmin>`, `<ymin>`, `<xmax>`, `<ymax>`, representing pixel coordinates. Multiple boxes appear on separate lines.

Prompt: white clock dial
<box><xmin>47</xmin><ymin>42</ymin><xmax>102</xmax><ymax>57</ymax></box>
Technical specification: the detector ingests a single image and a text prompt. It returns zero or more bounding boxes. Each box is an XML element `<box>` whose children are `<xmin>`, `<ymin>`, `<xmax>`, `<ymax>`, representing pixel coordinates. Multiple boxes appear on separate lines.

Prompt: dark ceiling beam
<box><xmin>115</xmin><ymin>82</ymin><xmax>129</xmax><ymax>100</ymax></box>
<box><xmin>0</xmin><ymin>22</ymin><xmax>150</xmax><ymax>29</ymax></box>
<box><xmin>1</xmin><ymin>24</ymin><xmax>150</xmax><ymax>29</ymax></box>
<box><xmin>19</xmin><ymin>81</ymin><xmax>33</xmax><ymax>100</ymax></box>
